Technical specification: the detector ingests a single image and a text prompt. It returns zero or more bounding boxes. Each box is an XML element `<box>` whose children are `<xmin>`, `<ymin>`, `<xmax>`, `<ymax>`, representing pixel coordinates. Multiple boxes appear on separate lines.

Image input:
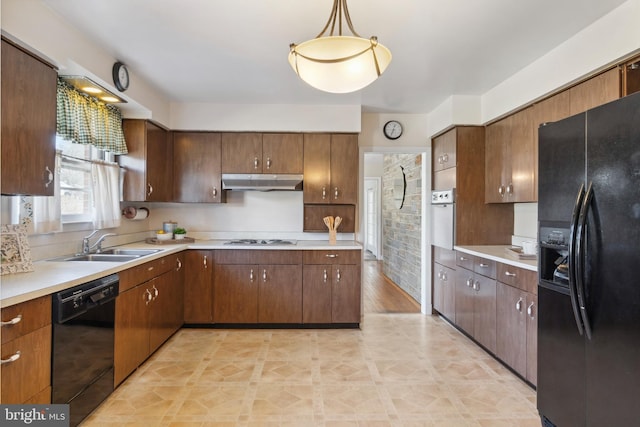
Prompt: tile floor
<box><xmin>84</xmin><ymin>314</ymin><xmax>540</xmax><ymax>426</ymax></box>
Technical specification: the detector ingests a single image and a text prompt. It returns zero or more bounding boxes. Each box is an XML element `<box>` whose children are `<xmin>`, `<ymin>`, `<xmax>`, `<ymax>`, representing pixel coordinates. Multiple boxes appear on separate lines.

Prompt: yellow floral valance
<box><xmin>56</xmin><ymin>79</ymin><xmax>128</xmax><ymax>154</ymax></box>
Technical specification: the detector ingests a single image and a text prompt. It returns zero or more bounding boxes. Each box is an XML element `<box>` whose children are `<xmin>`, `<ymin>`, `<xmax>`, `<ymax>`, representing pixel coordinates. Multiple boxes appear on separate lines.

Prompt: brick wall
<box><xmin>382</xmin><ymin>154</ymin><xmax>422</xmax><ymax>303</ymax></box>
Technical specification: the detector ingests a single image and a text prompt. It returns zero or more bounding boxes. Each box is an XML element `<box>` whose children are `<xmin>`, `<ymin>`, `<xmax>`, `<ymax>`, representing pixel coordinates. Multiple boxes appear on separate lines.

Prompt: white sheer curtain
<box><xmin>91</xmin><ymin>161</ymin><xmax>121</xmax><ymax>229</ymax></box>
<box><xmin>32</xmin><ymin>151</ymin><xmax>63</xmax><ymax>233</ymax></box>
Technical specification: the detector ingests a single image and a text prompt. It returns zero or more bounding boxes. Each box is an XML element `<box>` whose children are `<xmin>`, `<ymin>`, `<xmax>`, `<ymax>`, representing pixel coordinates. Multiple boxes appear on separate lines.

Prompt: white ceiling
<box><xmin>42</xmin><ymin>0</ymin><xmax>627</xmax><ymax>114</ymax></box>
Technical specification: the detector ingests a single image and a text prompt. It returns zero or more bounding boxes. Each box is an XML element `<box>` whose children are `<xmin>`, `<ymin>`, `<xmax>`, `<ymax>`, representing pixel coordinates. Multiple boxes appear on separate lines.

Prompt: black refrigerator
<box><xmin>537</xmin><ymin>90</ymin><xmax>640</xmax><ymax>427</ymax></box>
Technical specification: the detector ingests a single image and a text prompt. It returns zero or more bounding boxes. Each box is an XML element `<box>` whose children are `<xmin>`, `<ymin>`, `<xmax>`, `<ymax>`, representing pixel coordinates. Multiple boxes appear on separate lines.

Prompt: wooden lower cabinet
<box><xmin>433</xmin><ymin>262</ymin><xmax>455</xmax><ymax>321</ymax></box>
<box><xmin>184</xmin><ymin>250</ymin><xmax>214</xmax><ymax>323</ymax></box>
<box><xmin>115</xmin><ymin>255</ymin><xmax>184</xmax><ymax>386</ymax></box>
<box><xmin>213</xmin><ymin>250</ymin><xmax>303</xmax><ymax>324</ymax></box>
<box><xmin>0</xmin><ymin>295</ymin><xmax>52</xmax><ymax>404</ymax></box>
<box><xmin>302</xmin><ymin>250</ymin><xmax>361</xmax><ymax>324</ymax></box>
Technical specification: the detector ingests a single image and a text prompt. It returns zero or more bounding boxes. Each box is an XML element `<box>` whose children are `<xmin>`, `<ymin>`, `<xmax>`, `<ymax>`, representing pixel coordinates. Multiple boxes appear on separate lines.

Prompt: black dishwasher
<box><xmin>52</xmin><ymin>274</ymin><xmax>119</xmax><ymax>427</ymax></box>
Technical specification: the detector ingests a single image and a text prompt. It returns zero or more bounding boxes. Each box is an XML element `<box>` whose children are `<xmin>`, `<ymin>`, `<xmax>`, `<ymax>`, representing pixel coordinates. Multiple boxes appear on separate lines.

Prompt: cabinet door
<box><xmin>434</xmin><ymin>263</ymin><xmax>455</xmax><ymax>320</ymax></box>
<box><xmin>510</xmin><ymin>106</ymin><xmax>536</xmax><ymax>202</ymax></box>
<box><xmin>433</xmin><ymin>128</ymin><xmax>457</xmax><ymax>172</ymax></box>
<box><xmin>473</xmin><ymin>275</ymin><xmax>497</xmax><ymax>354</ymax></box>
<box><xmin>258</xmin><ymin>265</ymin><xmax>302</xmax><ymax>323</ymax></box>
<box><xmin>1</xmin><ymin>40</ymin><xmax>57</xmax><ymax>196</ymax></box>
<box><xmin>114</xmin><ymin>285</ymin><xmax>149</xmax><ymax>386</ymax></box>
<box><xmin>214</xmin><ymin>265</ymin><xmax>258</xmax><ymax>323</ymax></box>
<box><xmin>148</xmin><ymin>267</ymin><xmax>183</xmax><ymax>353</ymax></box>
<box><xmin>120</xmin><ymin>120</ymin><xmax>172</xmax><ymax>201</ymax></box>
<box><xmin>569</xmin><ymin>68</ymin><xmax>620</xmax><ymax>115</ymax></box>
<box><xmin>455</xmin><ymin>269</ymin><xmax>475</xmax><ymax>334</ymax></box>
<box><xmin>303</xmin><ymin>265</ymin><xmax>332</xmax><ymax>323</ymax></box>
<box><xmin>526</xmin><ymin>293</ymin><xmax>538</xmax><ymax>385</ymax></box>
<box><xmin>303</xmin><ymin>133</ymin><xmax>331</xmax><ymax>203</ymax></box>
<box><xmin>330</xmin><ymin>134</ymin><xmax>358</xmax><ymax>204</ymax></box>
<box><xmin>331</xmin><ymin>264</ymin><xmax>361</xmax><ymax>323</ymax></box>
<box><xmin>221</xmin><ymin>133</ymin><xmax>263</xmax><ymax>173</ymax></box>
<box><xmin>184</xmin><ymin>250</ymin><xmax>214</xmax><ymax>323</ymax></box>
<box><xmin>173</xmin><ymin>132</ymin><xmax>224</xmax><ymax>203</ymax></box>
<box><xmin>496</xmin><ymin>282</ymin><xmax>527</xmax><ymax>377</ymax></box>
<box><xmin>484</xmin><ymin>117</ymin><xmax>511</xmax><ymax>203</ymax></box>
<box><xmin>262</xmin><ymin>133</ymin><xmax>303</xmax><ymax>174</ymax></box>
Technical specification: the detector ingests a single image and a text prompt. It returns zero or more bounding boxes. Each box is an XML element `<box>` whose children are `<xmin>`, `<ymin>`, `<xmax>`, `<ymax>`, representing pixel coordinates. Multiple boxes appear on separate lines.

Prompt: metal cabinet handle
<box><xmin>515</xmin><ymin>298</ymin><xmax>523</xmax><ymax>312</ymax></box>
<box><xmin>479</xmin><ymin>263</ymin><xmax>489</xmax><ymax>268</ymax></box>
<box><xmin>254</xmin><ymin>157</ymin><xmax>259</xmax><ymax>169</ymax></box>
<box><xmin>504</xmin><ymin>271</ymin><xmax>517</xmax><ymax>277</ymax></box>
<box><xmin>437</xmin><ymin>271</ymin><xmax>443</xmax><ymax>280</ymax></box>
<box><xmin>250</xmin><ymin>269</ymin><xmax>255</xmax><ymax>282</ymax></box>
<box><xmin>213</xmin><ymin>187</ymin><xmax>218</xmax><ymax>198</ymax></box>
<box><xmin>506</xmin><ymin>183</ymin><xmax>514</xmax><ymax>195</ymax></box>
<box><xmin>176</xmin><ymin>258</ymin><xmax>182</xmax><ymax>271</ymax></box>
<box><xmin>527</xmin><ymin>302</ymin><xmax>535</xmax><ymax>318</ymax></box>
<box><xmin>322</xmin><ymin>187</ymin><xmax>326</xmax><ymax>199</ymax></box>
<box><xmin>262</xmin><ymin>269</ymin><xmax>267</xmax><ymax>282</ymax></box>
<box><xmin>266</xmin><ymin>157</ymin><xmax>272</xmax><ymax>169</ymax></box>
<box><xmin>1</xmin><ymin>351</ymin><xmax>21</xmax><ymax>365</ymax></box>
<box><xmin>473</xmin><ymin>280</ymin><xmax>480</xmax><ymax>291</ymax></box>
<box><xmin>152</xmin><ymin>285</ymin><xmax>159</xmax><ymax>299</ymax></box>
<box><xmin>466</xmin><ymin>278</ymin><xmax>472</xmax><ymax>287</ymax></box>
<box><xmin>334</xmin><ymin>187</ymin><xmax>339</xmax><ymax>199</ymax></box>
<box><xmin>498</xmin><ymin>185</ymin><xmax>505</xmax><ymax>197</ymax></box>
<box><xmin>203</xmin><ymin>255</ymin><xmax>208</xmax><ymax>269</ymax></box>
<box><xmin>442</xmin><ymin>153</ymin><xmax>449</xmax><ymax>163</ymax></box>
<box><xmin>144</xmin><ymin>289</ymin><xmax>152</xmax><ymax>305</ymax></box>
<box><xmin>44</xmin><ymin>166</ymin><xmax>54</xmax><ymax>187</ymax></box>
<box><xmin>147</xmin><ymin>183</ymin><xmax>153</xmax><ymax>196</ymax></box>
<box><xmin>336</xmin><ymin>268</ymin><xmax>341</xmax><ymax>282</ymax></box>
<box><xmin>1</xmin><ymin>314</ymin><xmax>22</xmax><ymax>326</ymax></box>
<box><xmin>437</xmin><ymin>155</ymin><xmax>443</xmax><ymax>164</ymax></box>
<box><xmin>459</xmin><ymin>256</ymin><xmax>468</xmax><ymax>261</ymax></box>
<box><xmin>325</xmin><ymin>254</ymin><xmax>338</xmax><ymax>258</ymax></box>
<box><xmin>323</xmin><ymin>269</ymin><xmax>328</xmax><ymax>283</ymax></box>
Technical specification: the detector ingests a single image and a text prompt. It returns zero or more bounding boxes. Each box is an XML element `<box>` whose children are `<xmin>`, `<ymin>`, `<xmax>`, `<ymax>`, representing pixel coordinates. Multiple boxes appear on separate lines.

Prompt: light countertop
<box><xmin>454</xmin><ymin>245</ymin><xmax>538</xmax><ymax>272</ymax></box>
<box><xmin>1</xmin><ymin>240</ymin><xmax>362</xmax><ymax>308</ymax></box>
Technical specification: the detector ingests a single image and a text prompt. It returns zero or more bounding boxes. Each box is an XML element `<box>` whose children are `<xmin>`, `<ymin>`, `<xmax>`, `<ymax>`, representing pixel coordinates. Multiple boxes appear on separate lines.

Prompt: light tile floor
<box><xmin>84</xmin><ymin>314</ymin><xmax>540</xmax><ymax>426</ymax></box>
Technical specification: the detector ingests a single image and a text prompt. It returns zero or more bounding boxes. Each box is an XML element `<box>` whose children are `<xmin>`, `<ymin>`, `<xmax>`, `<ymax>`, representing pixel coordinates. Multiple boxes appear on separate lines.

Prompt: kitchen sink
<box><xmin>55</xmin><ymin>254</ymin><xmax>141</xmax><ymax>262</ymax></box>
<box><xmin>99</xmin><ymin>249</ymin><xmax>160</xmax><ymax>256</ymax></box>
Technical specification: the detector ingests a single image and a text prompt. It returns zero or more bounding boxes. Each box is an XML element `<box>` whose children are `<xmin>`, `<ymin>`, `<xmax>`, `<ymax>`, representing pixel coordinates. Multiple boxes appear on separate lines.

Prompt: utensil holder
<box><xmin>329</xmin><ymin>229</ymin><xmax>337</xmax><ymax>245</ymax></box>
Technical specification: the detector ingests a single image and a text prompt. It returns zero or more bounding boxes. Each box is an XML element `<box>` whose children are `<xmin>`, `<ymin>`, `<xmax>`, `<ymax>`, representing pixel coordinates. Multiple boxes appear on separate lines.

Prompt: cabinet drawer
<box><xmin>498</xmin><ymin>263</ymin><xmax>538</xmax><ymax>294</ymax></box>
<box><xmin>1</xmin><ymin>325</ymin><xmax>52</xmax><ymax>404</ymax></box>
<box><xmin>1</xmin><ymin>296</ymin><xmax>51</xmax><ymax>344</ymax></box>
<box><xmin>215</xmin><ymin>249</ymin><xmax>302</xmax><ymax>265</ymax></box>
<box><xmin>303</xmin><ymin>250</ymin><xmax>361</xmax><ymax>265</ymax></box>
<box><xmin>474</xmin><ymin>257</ymin><xmax>496</xmax><ymax>279</ymax></box>
<box><xmin>456</xmin><ymin>252</ymin><xmax>474</xmax><ymax>270</ymax></box>
<box><xmin>433</xmin><ymin>246</ymin><xmax>456</xmax><ymax>270</ymax></box>
<box><xmin>119</xmin><ymin>255</ymin><xmax>175</xmax><ymax>292</ymax></box>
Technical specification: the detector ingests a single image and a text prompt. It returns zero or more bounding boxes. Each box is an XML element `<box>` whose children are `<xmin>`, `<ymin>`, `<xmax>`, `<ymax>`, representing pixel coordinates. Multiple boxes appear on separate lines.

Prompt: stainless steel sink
<box><xmin>99</xmin><ymin>249</ymin><xmax>160</xmax><ymax>256</ymax></box>
<box><xmin>57</xmin><ymin>254</ymin><xmax>141</xmax><ymax>262</ymax></box>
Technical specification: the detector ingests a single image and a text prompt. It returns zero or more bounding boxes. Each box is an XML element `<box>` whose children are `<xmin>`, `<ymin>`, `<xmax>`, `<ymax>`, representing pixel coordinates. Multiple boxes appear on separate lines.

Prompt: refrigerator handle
<box><xmin>576</xmin><ymin>182</ymin><xmax>594</xmax><ymax>340</ymax></box>
<box><xmin>568</xmin><ymin>183</ymin><xmax>586</xmax><ymax>336</ymax></box>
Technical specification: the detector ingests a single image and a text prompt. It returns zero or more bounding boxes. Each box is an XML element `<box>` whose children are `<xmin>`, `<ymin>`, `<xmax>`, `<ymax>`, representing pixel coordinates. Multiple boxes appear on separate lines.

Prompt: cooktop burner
<box><xmin>224</xmin><ymin>239</ymin><xmax>297</xmax><ymax>245</ymax></box>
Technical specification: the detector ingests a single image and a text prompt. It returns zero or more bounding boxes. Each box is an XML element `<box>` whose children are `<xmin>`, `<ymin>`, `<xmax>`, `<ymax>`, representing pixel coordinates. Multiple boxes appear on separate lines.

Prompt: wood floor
<box><xmin>362</xmin><ymin>260</ymin><xmax>421</xmax><ymax>314</ymax></box>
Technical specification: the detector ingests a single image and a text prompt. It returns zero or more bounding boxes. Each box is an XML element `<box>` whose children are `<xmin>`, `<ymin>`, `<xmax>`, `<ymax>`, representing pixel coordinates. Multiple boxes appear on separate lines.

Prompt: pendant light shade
<box><xmin>289</xmin><ymin>0</ymin><xmax>392</xmax><ymax>93</ymax></box>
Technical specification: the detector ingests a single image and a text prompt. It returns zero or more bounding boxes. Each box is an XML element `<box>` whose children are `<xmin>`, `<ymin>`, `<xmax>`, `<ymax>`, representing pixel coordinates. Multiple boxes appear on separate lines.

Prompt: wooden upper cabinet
<box><xmin>303</xmin><ymin>133</ymin><xmax>331</xmax><ymax>204</ymax></box>
<box><xmin>484</xmin><ymin>117</ymin><xmax>511</xmax><ymax>203</ymax></box>
<box><xmin>569</xmin><ymin>68</ymin><xmax>620</xmax><ymax>115</ymax></box>
<box><xmin>221</xmin><ymin>133</ymin><xmax>263</xmax><ymax>173</ymax></box>
<box><xmin>1</xmin><ymin>39</ymin><xmax>57</xmax><ymax>196</ymax></box>
<box><xmin>433</xmin><ymin>129</ymin><xmax>457</xmax><ymax>172</ymax></box>
<box><xmin>262</xmin><ymin>133</ymin><xmax>303</xmax><ymax>173</ymax></box>
<box><xmin>120</xmin><ymin>120</ymin><xmax>173</xmax><ymax>202</ymax></box>
<box><xmin>510</xmin><ymin>107</ymin><xmax>535</xmax><ymax>202</ymax></box>
<box><xmin>329</xmin><ymin>134</ymin><xmax>358</xmax><ymax>204</ymax></box>
<box><xmin>173</xmin><ymin>132</ymin><xmax>225</xmax><ymax>203</ymax></box>
<box><xmin>221</xmin><ymin>133</ymin><xmax>303</xmax><ymax>174</ymax></box>
<box><xmin>623</xmin><ymin>56</ymin><xmax>640</xmax><ymax>96</ymax></box>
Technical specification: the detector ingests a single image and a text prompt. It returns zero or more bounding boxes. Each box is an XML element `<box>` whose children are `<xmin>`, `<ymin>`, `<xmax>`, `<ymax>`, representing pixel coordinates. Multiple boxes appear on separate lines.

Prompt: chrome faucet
<box><xmin>82</xmin><ymin>231</ymin><xmax>116</xmax><ymax>254</ymax></box>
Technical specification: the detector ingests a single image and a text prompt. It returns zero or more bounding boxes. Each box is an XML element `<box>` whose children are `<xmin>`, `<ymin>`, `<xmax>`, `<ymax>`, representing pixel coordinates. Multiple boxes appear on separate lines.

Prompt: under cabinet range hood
<box><xmin>221</xmin><ymin>174</ymin><xmax>303</xmax><ymax>191</ymax></box>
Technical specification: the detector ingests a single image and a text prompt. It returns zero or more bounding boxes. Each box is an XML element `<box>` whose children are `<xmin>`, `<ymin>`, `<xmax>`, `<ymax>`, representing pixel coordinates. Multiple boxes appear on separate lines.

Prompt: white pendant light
<box><xmin>288</xmin><ymin>0</ymin><xmax>392</xmax><ymax>94</ymax></box>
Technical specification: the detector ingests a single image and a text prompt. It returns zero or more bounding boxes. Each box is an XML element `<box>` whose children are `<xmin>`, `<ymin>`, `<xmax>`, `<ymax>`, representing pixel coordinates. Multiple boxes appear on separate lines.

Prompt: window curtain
<box><xmin>91</xmin><ymin>161</ymin><xmax>121</xmax><ymax>229</ymax></box>
<box><xmin>56</xmin><ymin>79</ymin><xmax>128</xmax><ymax>154</ymax></box>
<box><xmin>4</xmin><ymin>151</ymin><xmax>64</xmax><ymax>234</ymax></box>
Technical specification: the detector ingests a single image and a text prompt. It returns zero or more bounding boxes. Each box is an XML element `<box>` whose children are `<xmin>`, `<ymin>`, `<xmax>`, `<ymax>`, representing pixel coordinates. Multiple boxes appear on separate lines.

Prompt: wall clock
<box><xmin>112</xmin><ymin>62</ymin><xmax>129</xmax><ymax>92</ymax></box>
<box><xmin>383</xmin><ymin>120</ymin><xmax>403</xmax><ymax>140</ymax></box>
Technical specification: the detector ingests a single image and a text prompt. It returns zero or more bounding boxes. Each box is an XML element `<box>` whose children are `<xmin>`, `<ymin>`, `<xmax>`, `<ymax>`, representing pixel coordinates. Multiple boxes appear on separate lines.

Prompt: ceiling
<box><xmin>42</xmin><ymin>0</ymin><xmax>627</xmax><ymax>114</ymax></box>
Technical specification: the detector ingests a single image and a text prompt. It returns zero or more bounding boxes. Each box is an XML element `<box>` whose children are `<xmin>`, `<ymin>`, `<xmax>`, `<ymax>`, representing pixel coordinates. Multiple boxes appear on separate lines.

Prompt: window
<box><xmin>56</xmin><ymin>137</ymin><xmax>114</xmax><ymax>224</ymax></box>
